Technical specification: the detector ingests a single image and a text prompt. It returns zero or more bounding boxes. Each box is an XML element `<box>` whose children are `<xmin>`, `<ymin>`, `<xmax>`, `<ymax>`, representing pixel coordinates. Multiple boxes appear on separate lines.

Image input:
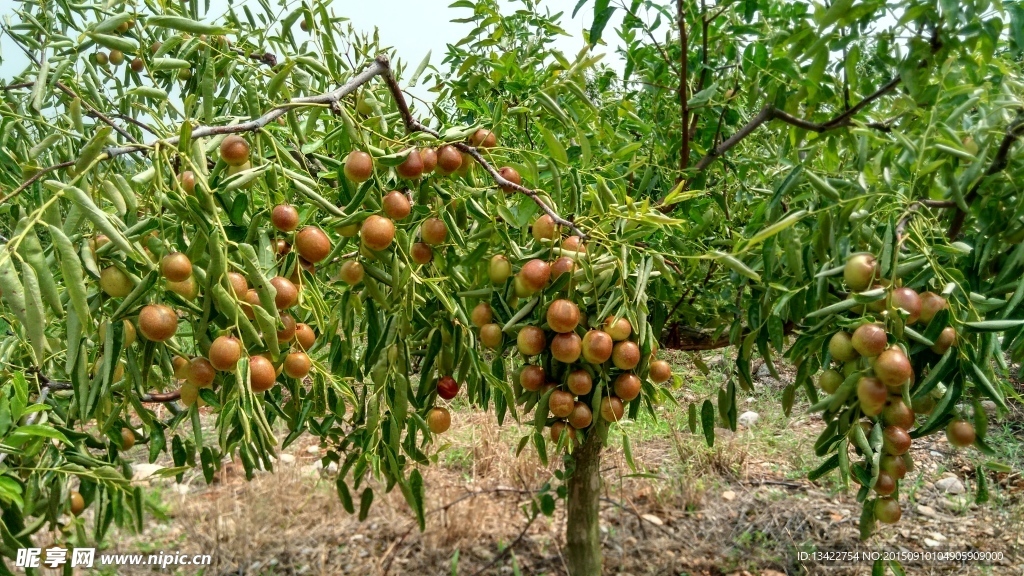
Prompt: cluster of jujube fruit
<box><xmin>95</xmin><ymin>136</ymin><xmax>319</xmax><ymax>405</ymax></box>
<box><xmin>459</xmin><ymin>225</ymin><xmax>674</xmax><ymax>448</ymax></box>
<box><xmin>811</xmin><ymin>252</ymin><xmax>976</xmax><ymax>526</ymax></box>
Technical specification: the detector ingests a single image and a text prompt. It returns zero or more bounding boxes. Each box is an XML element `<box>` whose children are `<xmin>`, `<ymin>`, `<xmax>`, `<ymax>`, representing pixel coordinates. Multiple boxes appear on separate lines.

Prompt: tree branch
<box><xmin>658</xmin><ymin>76</ymin><xmax>903</xmax><ymax>211</ymax></box>
<box><xmin>947</xmin><ymin>115</ymin><xmax>1024</xmax><ymax>239</ymax></box>
<box><xmin>54</xmin><ymin>81</ymin><xmax>140</xmax><ymax>146</ymax></box>
<box><xmin>376</xmin><ymin>60</ymin><xmax>588</xmax><ymax>239</ymax></box>
<box><xmin>105</xmin><ymin>57</ymin><xmax>391</xmax><ymax>158</ymax></box>
<box><xmin>0</xmin><ymin>161</ymin><xmax>75</xmax><ymax>204</ymax></box>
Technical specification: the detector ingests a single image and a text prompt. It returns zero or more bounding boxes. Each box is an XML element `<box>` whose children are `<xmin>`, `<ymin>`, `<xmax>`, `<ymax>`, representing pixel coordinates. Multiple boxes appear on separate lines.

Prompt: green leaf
<box><xmin>589</xmin><ymin>3</ymin><xmax>616</xmax><ymax>46</ymax></box>
<box><xmin>536</xmin><ymin>124</ymin><xmax>568</xmax><ymax>165</ymax></box>
<box><xmin>700</xmin><ymin>400</ymin><xmax>715</xmax><ymax>447</ymax></box>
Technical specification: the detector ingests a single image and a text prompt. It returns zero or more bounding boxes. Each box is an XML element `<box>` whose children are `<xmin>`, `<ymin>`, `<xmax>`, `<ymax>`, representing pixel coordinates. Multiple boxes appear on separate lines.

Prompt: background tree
<box><xmin>1</xmin><ymin>1</ymin><xmax>1022</xmax><ymax>575</ymax></box>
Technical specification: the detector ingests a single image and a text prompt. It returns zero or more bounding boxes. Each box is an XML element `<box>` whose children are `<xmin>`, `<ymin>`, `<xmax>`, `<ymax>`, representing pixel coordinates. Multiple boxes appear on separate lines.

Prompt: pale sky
<box><xmin>0</xmin><ymin>0</ymin><xmax>627</xmax><ymax>100</ymax></box>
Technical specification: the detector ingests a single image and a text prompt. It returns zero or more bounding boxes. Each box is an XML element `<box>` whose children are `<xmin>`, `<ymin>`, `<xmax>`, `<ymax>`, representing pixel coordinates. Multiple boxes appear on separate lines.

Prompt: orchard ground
<box><xmin>93</xmin><ymin>351</ymin><xmax>1023</xmax><ymax>575</ymax></box>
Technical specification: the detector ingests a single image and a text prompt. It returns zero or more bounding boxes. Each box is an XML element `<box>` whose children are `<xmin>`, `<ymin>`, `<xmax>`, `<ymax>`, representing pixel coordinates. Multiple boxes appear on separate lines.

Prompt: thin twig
<box><xmin>0</xmin><ymin>161</ymin><xmax>75</xmax><ymax>204</ymax></box>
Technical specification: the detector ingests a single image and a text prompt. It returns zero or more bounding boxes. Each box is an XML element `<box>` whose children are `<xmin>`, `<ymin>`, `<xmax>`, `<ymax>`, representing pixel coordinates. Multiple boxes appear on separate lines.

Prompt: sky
<box><xmin>0</xmin><ymin>0</ymin><xmax>627</xmax><ymax>100</ymax></box>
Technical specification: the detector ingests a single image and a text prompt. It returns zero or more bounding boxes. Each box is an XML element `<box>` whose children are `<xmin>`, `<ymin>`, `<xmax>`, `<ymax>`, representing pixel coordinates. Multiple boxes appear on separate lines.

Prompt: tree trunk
<box><xmin>565</xmin><ymin>422</ymin><xmax>605</xmax><ymax>576</ymax></box>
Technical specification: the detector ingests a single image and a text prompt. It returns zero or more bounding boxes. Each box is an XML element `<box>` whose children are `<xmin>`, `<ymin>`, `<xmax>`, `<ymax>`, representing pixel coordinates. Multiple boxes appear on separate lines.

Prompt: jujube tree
<box><xmin>1</xmin><ymin>0</ymin><xmax>1022</xmax><ymax>575</ymax></box>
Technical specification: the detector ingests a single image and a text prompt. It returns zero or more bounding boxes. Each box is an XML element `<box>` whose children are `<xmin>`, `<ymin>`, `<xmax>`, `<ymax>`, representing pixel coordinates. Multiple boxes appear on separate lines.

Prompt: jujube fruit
<box><xmin>546</xmin><ymin>299</ymin><xmax>580</xmax><ymax>333</ymax></box>
<box><xmin>243</xmin><ymin>289</ymin><xmax>261</xmax><ymax>319</ymax></box>
<box><xmin>470</xmin><ymin>128</ymin><xmax>497</xmax><ymax>148</ymax></box>
<box><xmin>851</xmin><ymin>323</ymin><xmax>887</xmax><ymax>357</ymax></box>
<box><xmin>249</xmin><ymin>355</ymin><xmax>277</xmax><ymax>392</ymax></box>
<box><xmin>187</xmin><ymin>357</ymin><xmax>216</xmax><ymax>388</ymax></box>
<box><xmin>551</xmin><ymin>257</ymin><xmax>575</xmax><ymax>279</ymax></box>
<box><xmin>361</xmin><ymin>215</ymin><xmax>396</xmax><ymax>251</ymax></box>
<box><xmin>179</xmin><ymin>171</ymin><xmax>196</xmax><ymax>194</ymax></box>
<box><xmin>419</xmin><ymin>148</ymin><xmax>437</xmax><ymax>174</ymax></box>
<box><xmin>881</xmin><ymin>397</ymin><xmax>915</xmax><ymax>429</ymax></box>
<box><xmin>875</xmin><ymin>348</ymin><xmax>912</xmax><ymax>389</ymax></box>
<box><xmin>566</xmin><ymin>369</ymin><xmax>593</xmax><ymax>395</ymax></box>
<box><xmin>613</xmin><ymin>373</ymin><xmax>641</xmax><ymax>401</ymax></box>
<box><xmin>549</xmin><ymin>390</ymin><xmax>575</xmax><ymax>418</ymax></box>
<box><xmin>551</xmin><ymin>332</ymin><xmax>582</xmax><ymax>363</ymax></box>
<box><xmin>437</xmin><ymin>376</ymin><xmax>459</xmax><ymax>400</ymax></box>
<box><xmin>471</xmin><ymin>302</ymin><xmax>493</xmax><ymax>327</ymax></box>
<box><xmin>427</xmin><ymin>407</ymin><xmax>451</xmax><ymax>433</ymax></box>
<box><xmin>295</xmin><ymin>226</ymin><xmax>331</xmax><ymax>263</ymax></box>
<box><xmin>227</xmin><ymin>272</ymin><xmax>248</xmax><ymax>299</ymax></box>
<box><xmin>161</xmin><ymin>252</ymin><xmax>192</xmax><ymax>282</ymax></box>
<box><xmin>604</xmin><ymin>316</ymin><xmax>632</xmax><ymax>341</ymax></box>
<box><xmin>517</xmin><ymin>326</ymin><xmax>546</xmax><ymax>356</ymax></box>
<box><xmin>270</xmin><ymin>276</ymin><xmax>298</xmax><ymax>309</ymax></box>
<box><xmin>70</xmin><ymin>491</ymin><xmax>86</xmax><ymax>515</ymax></box>
<box><xmin>930</xmin><ymin>327</ymin><xmax>956</xmax><ymax>354</ymax></box>
<box><xmin>582</xmin><ymin>330</ymin><xmax>614</xmax><ymax>364</ymax></box>
<box><xmin>844</xmin><ymin>253</ymin><xmax>877</xmax><ymax>291</ymax></box>
<box><xmin>344</xmin><ymin>151</ymin><xmax>374</xmax><ymax>182</ymax></box>
<box><xmin>480</xmin><ymin>323</ymin><xmax>502</xmax><ymax>349</ymax></box>
<box><xmin>891</xmin><ymin>287</ymin><xmax>922</xmax><ymax>324</ymax></box>
<box><xmin>946</xmin><ymin>419</ymin><xmax>975</xmax><ymax>448</ymax></box>
<box><xmin>421</xmin><ymin>217</ymin><xmax>448</xmax><ymax>245</ymax></box>
<box><xmin>532</xmin><ymin>215</ymin><xmax>556</xmax><ymax>242</ymax></box>
<box><xmin>294</xmin><ymin>323</ymin><xmax>316</xmax><ymax>350</ymax></box>
<box><xmin>138</xmin><ymin>304</ymin><xmax>177</xmax><ymax>341</ymax></box>
<box><xmin>488</xmin><ymin>255</ymin><xmax>512</xmax><ymax>284</ymax></box>
<box><xmin>563</xmin><ymin>403</ymin><xmax>591</xmax><ymax>431</ymax></box>
<box><xmin>550</xmin><ymin>421</ymin><xmax>575</xmax><ymax>443</ymax></box>
<box><xmin>874</xmin><ymin>497</ymin><xmax>901</xmax><ymax>524</ymax></box>
<box><xmin>284</xmin><ymin>351</ymin><xmax>311</xmax><ymax>379</ymax></box>
<box><xmin>100</xmin><ymin>266</ymin><xmax>133</xmax><ymax>297</ymax></box>
<box><xmin>880</xmin><ymin>454</ymin><xmax>907</xmax><ymax>480</ymax></box>
<box><xmin>167</xmin><ymin>277</ymin><xmax>199</xmax><ymax>301</ymax></box>
<box><xmin>271</xmin><ymin>204</ymin><xmax>300</xmax><ymax>232</ymax></box>
<box><xmin>131</xmin><ymin>57</ymin><xmax>144</xmax><ymax>72</ymax></box>
<box><xmin>383</xmin><ymin>191</ymin><xmax>411</xmax><ymax>220</ymax></box>
<box><xmin>612</xmin><ymin>341</ymin><xmax>641</xmax><ymax>371</ymax></box>
<box><xmin>856</xmin><ymin>376</ymin><xmax>888</xmax><ymax>416</ymax></box>
<box><xmin>520</xmin><ymin>259</ymin><xmax>551</xmax><ymax>292</ymax></box>
<box><xmin>828</xmin><ymin>331</ymin><xmax>859</xmax><ymax>362</ymax></box>
<box><xmin>278</xmin><ymin>314</ymin><xmax>296</xmax><ymax>341</ymax></box>
<box><xmin>882</xmin><ymin>425</ymin><xmax>911</xmax><ymax>455</ymax></box>
<box><xmin>219</xmin><ymin>135</ymin><xmax>250</xmax><ymax>166</ymax></box>
<box><xmin>121</xmin><ymin>428</ymin><xmax>136</xmax><ymax>450</ymax></box>
<box><xmin>918</xmin><ymin>291</ymin><xmax>947</xmax><ymax>324</ymax></box>
<box><xmin>339</xmin><ymin>260</ymin><xmax>364</xmax><ymax>286</ymax></box>
<box><xmin>874</xmin><ymin>470</ymin><xmax>897</xmax><ymax>496</ymax></box>
<box><xmin>498</xmin><ymin>166</ymin><xmax>521</xmax><ymax>191</ymax></box>
<box><xmin>520</xmin><ymin>365</ymin><xmax>545</xmax><ymax>391</ymax></box>
<box><xmin>818</xmin><ymin>369</ymin><xmax>843</xmax><ymax>394</ymax></box>
<box><xmin>396</xmin><ymin>148</ymin><xmax>424</xmax><ymax>179</ymax></box>
<box><xmin>648</xmin><ymin>360</ymin><xmax>672</xmax><ymax>384</ymax></box>
<box><xmin>562</xmin><ymin>235</ymin><xmax>585</xmax><ymax>254</ymax></box>
<box><xmin>435</xmin><ymin>145</ymin><xmax>462</xmax><ymax>175</ymax></box>
<box><xmin>411</xmin><ymin>242</ymin><xmax>433</xmax><ymax>265</ymax></box>
<box><xmin>209</xmin><ymin>336</ymin><xmax>242</xmax><ymax>371</ymax></box>
<box><xmin>108</xmin><ymin>49</ymin><xmax>124</xmax><ymax>66</ymax></box>
<box><xmin>600</xmin><ymin>396</ymin><xmax>625</xmax><ymax>422</ymax></box>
